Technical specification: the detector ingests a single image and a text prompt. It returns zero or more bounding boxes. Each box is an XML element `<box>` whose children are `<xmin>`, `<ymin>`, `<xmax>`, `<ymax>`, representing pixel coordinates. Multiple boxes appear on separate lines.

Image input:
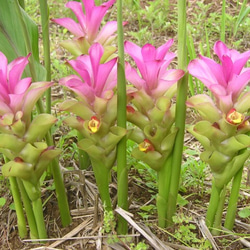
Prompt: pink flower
<box><xmin>52</xmin><ymin>0</ymin><xmax>118</xmax><ymax>46</ymax></box>
<box><xmin>59</xmin><ymin>43</ymin><xmax>117</xmax><ymax>103</ymax></box>
<box><xmin>0</xmin><ymin>52</ymin><xmax>52</xmax><ymax>124</ymax></box>
<box><xmin>188</xmin><ymin>41</ymin><xmax>250</xmax><ymax>113</ymax></box>
<box><xmin>125</xmin><ymin>40</ymin><xmax>185</xmax><ymax>98</ymax></box>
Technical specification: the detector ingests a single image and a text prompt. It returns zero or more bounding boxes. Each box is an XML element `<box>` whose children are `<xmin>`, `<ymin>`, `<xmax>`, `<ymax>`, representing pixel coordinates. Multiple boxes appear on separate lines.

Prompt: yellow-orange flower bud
<box><xmin>226</xmin><ymin>109</ymin><xmax>245</xmax><ymax>125</ymax></box>
<box><xmin>138</xmin><ymin>139</ymin><xmax>154</xmax><ymax>153</ymax></box>
<box><xmin>88</xmin><ymin>116</ymin><xmax>100</xmax><ymax>133</ymax></box>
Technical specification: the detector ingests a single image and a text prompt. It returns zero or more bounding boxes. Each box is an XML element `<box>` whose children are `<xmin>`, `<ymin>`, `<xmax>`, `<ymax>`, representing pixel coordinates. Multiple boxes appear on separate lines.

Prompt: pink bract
<box><xmin>125</xmin><ymin>40</ymin><xmax>185</xmax><ymax>98</ymax></box>
<box><xmin>59</xmin><ymin>43</ymin><xmax>117</xmax><ymax>103</ymax></box>
<box><xmin>52</xmin><ymin>0</ymin><xmax>117</xmax><ymax>45</ymax></box>
<box><xmin>188</xmin><ymin>41</ymin><xmax>250</xmax><ymax>113</ymax></box>
<box><xmin>0</xmin><ymin>52</ymin><xmax>53</xmax><ymax>123</ymax></box>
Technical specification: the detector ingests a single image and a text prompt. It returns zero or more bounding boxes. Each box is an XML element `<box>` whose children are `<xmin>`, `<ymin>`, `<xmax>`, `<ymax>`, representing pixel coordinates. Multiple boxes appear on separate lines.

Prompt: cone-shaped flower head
<box><xmin>59</xmin><ymin>43</ymin><xmax>117</xmax><ymax>108</ymax></box>
<box><xmin>59</xmin><ymin>43</ymin><xmax>126</xmax><ymax>167</ymax></box>
<box><xmin>188</xmin><ymin>41</ymin><xmax>250</xmax><ymax>113</ymax></box>
<box><xmin>125</xmin><ymin>40</ymin><xmax>185</xmax><ymax>99</ymax></box>
<box><xmin>124</xmin><ymin>40</ymin><xmax>184</xmax><ymax>171</ymax></box>
<box><xmin>0</xmin><ymin>52</ymin><xmax>53</xmax><ymax>125</ymax></box>
<box><xmin>52</xmin><ymin>0</ymin><xmax>124</xmax><ymax>58</ymax></box>
<box><xmin>187</xmin><ymin>41</ymin><xmax>250</xmax><ymax>188</ymax></box>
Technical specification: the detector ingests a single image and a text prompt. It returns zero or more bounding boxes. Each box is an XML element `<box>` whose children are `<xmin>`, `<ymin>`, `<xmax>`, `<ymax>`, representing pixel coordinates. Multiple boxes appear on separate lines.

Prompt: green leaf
<box><xmin>0</xmin><ymin>197</ymin><xmax>6</xmax><ymax>208</ymax></box>
<box><xmin>0</xmin><ymin>0</ymin><xmax>45</xmax><ymax>80</ymax></box>
<box><xmin>177</xmin><ymin>194</ymin><xmax>189</xmax><ymax>207</ymax></box>
<box><xmin>238</xmin><ymin>208</ymin><xmax>250</xmax><ymax>218</ymax></box>
<box><xmin>9</xmin><ymin>203</ymin><xmax>16</xmax><ymax>210</ymax></box>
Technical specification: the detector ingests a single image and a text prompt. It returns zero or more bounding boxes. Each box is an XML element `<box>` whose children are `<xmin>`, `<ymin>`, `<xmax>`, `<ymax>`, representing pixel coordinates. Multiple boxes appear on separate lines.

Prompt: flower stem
<box><xmin>32</xmin><ymin>197</ymin><xmax>47</xmax><ymax>239</ymax></box>
<box><xmin>206</xmin><ymin>181</ymin><xmax>222</xmax><ymax>228</ymax></box>
<box><xmin>116</xmin><ymin>0</ymin><xmax>128</xmax><ymax>234</ymax></box>
<box><xmin>39</xmin><ymin>0</ymin><xmax>51</xmax><ymax>114</ymax></box>
<box><xmin>224</xmin><ymin>166</ymin><xmax>244</xmax><ymax>230</ymax></box>
<box><xmin>211</xmin><ymin>185</ymin><xmax>226</xmax><ymax>235</ymax></box>
<box><xmin>9</xmin><ymin>177</ymin><xmax>27</xmax><ymax>238</ymax></box>
<box><xmin>166</xmin><ymin>0</ymin><xmax>188</xmax><ymax>226</ymax></box>
<box><xmin>17</xmin><ymin>179</ymin><xmax>38</xmax><ymax>239</ymax></box>
<box><xmin>45</xmin><ymin>134</ymin><xmax>71</xmax><ymax>227</ymax></box>
<box><xmin>220</xmin><ymin>0</ymin><xmax>226</xmax><ymax>42</ymax></box>
<box><xmin>157</xmin><ymin>155</ymin><xmax>172</xmax><ymax>228</ymax></box>
<box><xmin>91</xmin><ymin>157</ymin><xmax>112</xmax><ymax>211</ymax></box>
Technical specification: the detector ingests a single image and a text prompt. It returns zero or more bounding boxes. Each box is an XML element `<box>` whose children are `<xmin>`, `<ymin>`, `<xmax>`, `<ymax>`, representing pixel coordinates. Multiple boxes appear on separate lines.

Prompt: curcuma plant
<box><xmin>187</xmin><ymin>41</ymin><xmax>250</xmax><ymax>234</ymax></box>
<box><xmin>125</xmin><ymin>40</ymin><xmax>185</xmax><ymax>227</ymax></box>
<box><xmin>52</xmin><ymin>0</ymin><xmax>125</xmax><ymax>60</ymax></box>
<box><xmin>0</xmin><ymin>52</ymin><xmax>60</xmax><ymax>239</ymax></box>
<box><xmin>59</xmin><ymin>43</ymin><xmax>126</xmax><ymax>211</ymax></box>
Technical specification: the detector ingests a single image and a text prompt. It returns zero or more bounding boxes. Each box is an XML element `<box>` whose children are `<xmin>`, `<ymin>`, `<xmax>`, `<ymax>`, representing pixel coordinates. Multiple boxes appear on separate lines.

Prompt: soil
<box><xmin>0</xmin><ymin>0</ymin><xmax>250</xmax><ymax>249</ymax></box>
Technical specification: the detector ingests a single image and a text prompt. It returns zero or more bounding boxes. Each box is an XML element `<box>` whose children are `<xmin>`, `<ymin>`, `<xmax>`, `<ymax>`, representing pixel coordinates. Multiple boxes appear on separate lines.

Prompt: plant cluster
<box><xmin>0</xmin><ymin>1</ymin><xmax>249</xmax><ymax>248</ymax></box>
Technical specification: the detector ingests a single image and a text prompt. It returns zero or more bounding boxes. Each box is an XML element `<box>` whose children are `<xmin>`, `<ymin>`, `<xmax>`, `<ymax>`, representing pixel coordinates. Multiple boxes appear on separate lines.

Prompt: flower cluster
<box><xmin>52</xmin><ymin>0</ymin><xmax>124</xmax><ymax>60</ymax></box>
<box><xmin>187</xmin><ymin>41</ymin><xmax>250</xmax><ymax>189</ymax></box>
<box><xmin>125</xmin><ymin>40</ymin><xmax>185</xmax><ymax>170</ymax></box>
<box><xmin>0</xmin><ymin>52</ymin><xmax>60</xmax><ymax>191</ymax></box>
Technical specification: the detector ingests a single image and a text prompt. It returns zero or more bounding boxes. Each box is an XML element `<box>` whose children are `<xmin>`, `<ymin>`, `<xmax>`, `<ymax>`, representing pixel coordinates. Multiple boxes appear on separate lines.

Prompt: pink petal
<box><xmin>233</xmin><ymin>50</ymin><xmax>250</xmax><ymax>74</ymax></box>
<box><xmin>143</xmin><ymin>61</ymin><xmax>162</xmax><ymax>89</ymax></box>
<box><xmin>141</xmin><ymin>44</ymin><xmax>156</xmax><ymax>62</ymax></box>
<box><xmin>0</xmin><ymin>100</ymin><xmax>12</xmax><ymax>115</ymax></box>
<box><xmin>228</xmin><ymin>70</ymin><xmax>250</xmax><ymax>101</ymax></box>
<box><xmin>125</xmin><ymin>41</ymin><xmax>145</xmax><ymax>77</ymax></box>
<box><xmin>209</xmin><ymin>84</ymin><xmax>227</xmax><ymax>96</ymax></box>
<box><xmin>52</xmin><ymin>18</ymin><xmax>84</xmax><ymax>37</ymax></box>
<box><xmin>221</xmin><ymin>55</ymin><xmax>233</xmax><ymax>83</ymax></box>
<box><xmin>95</xmin><ymin>21</ymin><xmax>118</xmax><ymax>44</ymax></box>
<box><xmin>97</xmin><ymin>58</ymin><xmax>117</xmax><ymax>96</ymax></box>
<box><xmin>162</xmin><ymin>69</ymin><xmax>185</xmax><ymax>82</ymax></box>
<box><xmin>158</xmin><ymin>52</ymin><xmax>176</xmax><ymax>76</ymax></box>
<box><xmin>60</xmin><ymin>75</ymin><xmax>94</xmax><ymax>102</ymax></box>
<box><xmin>68</xmin><ymin>57</ymin><xmax>92</xmax><ymax>85</ymax></box>
<box><xmin>22</xmin><ymin>82</ymin><xmax>53</xmax><ymax>123</ymax></box>
<box><xmin>9</xmin><ymin>94</ymin><xmax>24</xmax><ymax>113</ymax></box>
<box><xmin>217</xmin><ymin>93</ymin><xmax>234</xmax><ymax>113</ymax></box>
<box><xmin>125</xmin><ymin>63</ymin><xmax>145</xmax><ymax>90</ymax></box>
<box><xmin>0</xmin><ymin>52</ymin><xmax>8</xmax><ymax>87</ymax></box>
<box><xmin>14</xmin><ymin>78</ymin><xmax>32</xmax><ymax>95</ymax></box>
<box><xmin>156</xmin><ymin>39</ymin><xmax>174</xmax><ymax>60</ymax></box>
<box><xmin>83</xmin><ymin>0</ymin><xmax>116</xmax><ymax>41</ymax></box>
<box><xmin>8</xmin><ymin>54</ymin><xmax>30</xmax><ymax>93</ymax></box>
<box><xmin>214</xmin><ymin>41</ymin><xmax>230</xmax><ymax>61</ymax></box>
<box><xmin>188</xmin><ymin>56</ymin><xmax>226</xmax><ymax>89</ymax></box>
<box><xmin>153</xmin><ymin>69</ymin><xmax>185</xmax><ymax>97</ymax></box>
<box><xmin>66</xmin><ymin>1</ymin><xmax>86</xmax><ymax>31</ymax></box>
<box><xmin>89</xmin><ymin>43</ymin><xmax>104</xmax><ymax>87</ymax></box>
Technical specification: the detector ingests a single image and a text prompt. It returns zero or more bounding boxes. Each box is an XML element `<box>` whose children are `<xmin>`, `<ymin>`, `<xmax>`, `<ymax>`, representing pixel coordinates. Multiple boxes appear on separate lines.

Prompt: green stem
<box><xmin>166</xmin><ymin>0</ymin><xmax>188</xmax><ymax>227</ymax></box>
<box><xmin>212</xmin><ymin>185</ymin><xmax>226</xmax><ymax>236</ymax></box>
<box><xmin>52</xmin><ymin>159</ymin><xmax>72</xmax><ymax>226</ymax></box>
<box><xmin>9</xmin><ymin>177</ymin><xmax>27</xmax><ymax>238</ymax></box>
<box><xmin>32</xmin><ymin>198</ymin><xmax>47</xmax><ymax>239</ymax></box>
<box><xmin>91</xmin><ymin>158</ymin><xmax>112</xmax><ymax>211</ymax></box>
<box><xmin>77</xmin><ymin>131</ymin><xmax>90</xmax><ymax>170</ymax></box>
<box><xmin>157</xmin><ymin>155</ymin><xmax>172</xmax><ymax>228</ymax></box>
<box><xmin>224</xmin><ymin>166</ymin><xmax>244</xmax><ymax>230</ymax></box>
<box><xmin>45</xmin><ymin>137</ymin><xmax>71</xmax><ymax>227</ymax></box>
<box><xmin>17</xmin><ymin>179</ymin><xmax>38</xmax><ymax>239</ymax></box>
<box><xmin>116</xmin><ymin>0</ymin><xmax>128</xmax><ymax>234</ymax></box>
<box><xmin>39</xmin><ymin>0</ymin><xmax>51</xmax><ymax>114</ymax></box>
<box><xmin>206</xmin><ymin>180</ymin><xmax>221</xmax><ymax>228</ymax></box>
<box><xmin>220</xmin><ymin>0</ymin><xmax>226</xmax><ymax>42</ymax></box>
